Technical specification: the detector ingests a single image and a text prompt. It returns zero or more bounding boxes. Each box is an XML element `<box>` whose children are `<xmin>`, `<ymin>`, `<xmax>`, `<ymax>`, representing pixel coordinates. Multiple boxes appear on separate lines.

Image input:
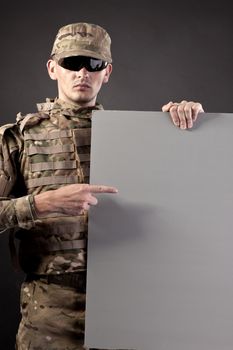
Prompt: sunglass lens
<box><xmin>89</xmin><ymin>58</ymin><xmax>107</xmax><ymax>71</ymax></box>
<box><xmin>59</xmin><ymin>56</ymin><xmax>107</xmax><ymax>72</ymax></box>
<box><xmin>60</xmin><ymin>57</ymin><xmax>82</xmax><ymax>71</ymax></box>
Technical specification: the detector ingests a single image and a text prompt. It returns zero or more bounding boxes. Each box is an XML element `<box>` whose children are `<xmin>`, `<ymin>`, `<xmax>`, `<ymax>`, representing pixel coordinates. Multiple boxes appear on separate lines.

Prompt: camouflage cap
<box><xmin>51</xmin><ymin>22</ymin><xmax>112</xmax><ymax>63</ymax></box>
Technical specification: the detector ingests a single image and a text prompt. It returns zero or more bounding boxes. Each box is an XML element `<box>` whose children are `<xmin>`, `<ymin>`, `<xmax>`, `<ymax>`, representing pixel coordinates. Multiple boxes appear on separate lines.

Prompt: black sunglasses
<box><xmin>59</xmin><ymin>56</ymin><xmax>108</xmax><ymax>72</ymax></box>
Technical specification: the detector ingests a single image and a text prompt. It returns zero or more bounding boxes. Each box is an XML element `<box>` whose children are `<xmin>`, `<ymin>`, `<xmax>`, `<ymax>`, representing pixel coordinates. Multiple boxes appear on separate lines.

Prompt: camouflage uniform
<box><xmin>0</xmin><ymin>98</ymin><xmax>101</xmax><ymax>349</ymax></box>
<box><xmin>0</xmin><ymin>22</ymin><xmax>126</xmax><ymax>350</ymax></box>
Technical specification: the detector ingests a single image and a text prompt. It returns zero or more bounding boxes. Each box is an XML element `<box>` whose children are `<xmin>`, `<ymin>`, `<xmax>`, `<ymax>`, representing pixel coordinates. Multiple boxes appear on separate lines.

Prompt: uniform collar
<box><xmin>37</xmin><ymin>98</ymin><xmax>103</xmax><ymax>117</ymax></box>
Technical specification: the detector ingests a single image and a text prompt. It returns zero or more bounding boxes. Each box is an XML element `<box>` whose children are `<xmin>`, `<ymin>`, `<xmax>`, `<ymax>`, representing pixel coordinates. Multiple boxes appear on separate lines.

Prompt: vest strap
<box><xmin>24</xmin><ymin>129</ymin><xmax>72</xmax><ymax>140</ymax></box>
<box><xmin>21</xmin><ymin>238</ymin><xmax>87</xmax><ymax>254</ymax></box>
<box><xmin>26</xmin><ymin>175</ymin><xmax>80</xmax><ymax>188</ymax></box>
<box><xmin>73</xmin><ymin>128</ymin><xmax>91</xmax><ymax>146</ymax></box>
<box><xmin>31</xmin><ymin>160</ymin><xmax>77</xmax><ymax>172</ymax></box>
<box><xmin>27</xmin><ymin>144</ymin><xmax>75</xmax><ymax>155</ymax></box>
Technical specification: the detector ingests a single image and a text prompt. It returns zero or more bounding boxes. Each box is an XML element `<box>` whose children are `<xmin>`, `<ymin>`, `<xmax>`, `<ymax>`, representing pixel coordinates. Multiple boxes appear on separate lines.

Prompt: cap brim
<box><xmin>53</xmin><ymin>49</ymin><xmax>112</xmax><ymax>64</ymax></box>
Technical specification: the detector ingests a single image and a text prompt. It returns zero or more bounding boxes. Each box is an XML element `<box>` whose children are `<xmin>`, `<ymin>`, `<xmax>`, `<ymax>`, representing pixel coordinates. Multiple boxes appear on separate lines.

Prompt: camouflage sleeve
<box><xmin>0</xmin><ymin>125</ymin><xmax>36</xmax><ymax>233</ymax></box>
<box><xmin>0</xmin><ymin>195</ymin><xmax>36</xmax><ymax>233</ymax></box>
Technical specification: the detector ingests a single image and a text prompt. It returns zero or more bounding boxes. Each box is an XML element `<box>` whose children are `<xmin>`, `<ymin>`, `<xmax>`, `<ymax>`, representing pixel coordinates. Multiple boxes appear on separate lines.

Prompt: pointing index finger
<box><xmin>89</xmin><ymin>185</ymin><xmax>118</xmax><ymax>194</ymax></box>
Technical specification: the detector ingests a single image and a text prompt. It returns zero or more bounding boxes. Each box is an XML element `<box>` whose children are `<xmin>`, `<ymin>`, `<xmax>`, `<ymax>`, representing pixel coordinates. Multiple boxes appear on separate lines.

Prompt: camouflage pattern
<box><xmin>16</xmin><ymin>277</ymin><xmax>124</xmax><ymax>350</ymax></box>
<box><xmin>51</xmin><ymin>23</ymin><xmax>112</xmax><ymax>64</ymax></box>
<box><xmin>0</xmin><ymin>98</ymin><xmax>103</xmax><ymax>275</ymax></box>
<box><xmin>16</xmin><ymin>278</ymin><xmax>86</xmax><ymax>350</ymax></box>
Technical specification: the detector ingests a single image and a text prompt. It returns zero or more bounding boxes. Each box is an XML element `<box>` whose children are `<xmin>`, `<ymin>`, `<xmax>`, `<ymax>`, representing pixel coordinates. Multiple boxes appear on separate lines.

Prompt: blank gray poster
<box><xmin>85</xmin><ymin>111</ymin><xmax>233</xmax><ymax>350</ymax></box>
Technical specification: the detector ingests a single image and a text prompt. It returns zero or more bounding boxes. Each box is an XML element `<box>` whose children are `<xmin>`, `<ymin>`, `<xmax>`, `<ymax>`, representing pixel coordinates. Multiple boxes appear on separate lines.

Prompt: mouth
<box><xmin>73</xmin><ymin>83</ymin><xmax>91</xmax><ymax>90</ymax></box>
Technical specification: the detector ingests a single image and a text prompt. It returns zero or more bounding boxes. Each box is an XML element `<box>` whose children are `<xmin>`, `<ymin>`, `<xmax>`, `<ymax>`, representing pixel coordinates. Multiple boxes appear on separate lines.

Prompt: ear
<box><xmin>47</xmin><ymin>59</ymin><xmax>58</xmax><ymax>80</ymax></box>
<box><xmin>103</xmin><ymin>64</ymin><xmax>112</xmax><ymax>84</ymax></box>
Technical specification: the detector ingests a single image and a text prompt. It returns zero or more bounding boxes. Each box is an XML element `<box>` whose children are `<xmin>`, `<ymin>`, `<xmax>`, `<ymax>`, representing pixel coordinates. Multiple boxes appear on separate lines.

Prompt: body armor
<box><xmin>1</xmin><ymin>99</ymin><xmax>102</xmax><ymax>275</ymax></box>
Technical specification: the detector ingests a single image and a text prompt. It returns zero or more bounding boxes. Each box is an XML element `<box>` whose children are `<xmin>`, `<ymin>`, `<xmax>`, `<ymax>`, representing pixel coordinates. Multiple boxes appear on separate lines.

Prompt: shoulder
<box><xmin>16</xmin><ymin>111</ymin><xmax>50</xmax><ymax>132</ymax></box>
<box><xmin>0</xmin><ymin>123</ymin><xmax>15</xmax><ymax>136</ymax></box>
<box><xmin>0</xmin><ymin>122</ymin><xmax>21</xmax><ymax>154</ymax></box>
<box><xmin>0</xmin><ymin>121</ymin><xmax>20</xmax><ymax>143</ymax></box>
<box><xmin>0</xmin><ymin>111</ymin><xmax>49</xmax><ymax>149</ymax></box>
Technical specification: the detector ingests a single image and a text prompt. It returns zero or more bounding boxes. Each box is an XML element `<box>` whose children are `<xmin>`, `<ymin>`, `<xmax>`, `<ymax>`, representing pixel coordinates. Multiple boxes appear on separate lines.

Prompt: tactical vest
<box><xmin>13</xmin><ymin>102</ymin><xmax>100</xmax><ymax>274</ymax></box>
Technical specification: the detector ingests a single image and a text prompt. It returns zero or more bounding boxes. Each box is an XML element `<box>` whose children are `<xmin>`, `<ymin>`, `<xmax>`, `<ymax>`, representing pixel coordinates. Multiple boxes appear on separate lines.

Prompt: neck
<box><xmin>57</xmin><ymin>97</ymin><xmax>97</xmax><ymax>109</ymax></box>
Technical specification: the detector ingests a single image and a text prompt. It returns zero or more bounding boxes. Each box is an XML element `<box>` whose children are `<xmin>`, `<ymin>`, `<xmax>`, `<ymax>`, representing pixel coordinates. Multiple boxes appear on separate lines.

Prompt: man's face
<box><xmin>47</xmin><ymin>57</ymin><xmax>112</xmax><ymax>107</ymax></box>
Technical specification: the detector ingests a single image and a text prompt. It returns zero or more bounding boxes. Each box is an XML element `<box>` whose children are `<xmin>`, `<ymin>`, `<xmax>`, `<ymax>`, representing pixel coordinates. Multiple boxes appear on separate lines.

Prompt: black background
<box><xmin>0</xmin><ymin>0</ymin><xmax>232</xmax><ymax>348</ymax></box>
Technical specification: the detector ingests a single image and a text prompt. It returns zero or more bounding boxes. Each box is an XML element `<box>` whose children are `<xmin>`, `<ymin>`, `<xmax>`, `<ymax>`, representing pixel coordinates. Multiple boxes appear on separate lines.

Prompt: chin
<box><xmin>73</xmin><ymin>96</ymin><xmax>95</xmax><ymax>106</ymax></box>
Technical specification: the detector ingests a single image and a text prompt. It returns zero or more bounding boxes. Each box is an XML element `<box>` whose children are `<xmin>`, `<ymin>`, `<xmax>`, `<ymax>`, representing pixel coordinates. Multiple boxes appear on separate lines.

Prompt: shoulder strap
<box><xmin>16</xmin><ymin>112</ymin><xmax>50</xmax><ymax>132</ymax></box>
<box><xmin>0</xmin><ymin>123</ymin><xmax>15</xmax><ymax>136</ymax></box>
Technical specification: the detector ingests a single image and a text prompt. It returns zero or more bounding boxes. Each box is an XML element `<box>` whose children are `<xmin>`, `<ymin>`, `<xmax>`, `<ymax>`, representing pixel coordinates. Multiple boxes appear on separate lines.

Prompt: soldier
<box><xmin>0</xmin><ymin>23</ymin><xmax>204</xmax><ymax>349</ymax></box>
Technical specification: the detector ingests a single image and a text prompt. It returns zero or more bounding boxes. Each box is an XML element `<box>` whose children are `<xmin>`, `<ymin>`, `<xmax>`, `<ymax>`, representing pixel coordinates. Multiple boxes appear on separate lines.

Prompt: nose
<box><xmin>76</xmin><ymin>67</ymin><xmax>89</xmax><ymax>78</ymax></box>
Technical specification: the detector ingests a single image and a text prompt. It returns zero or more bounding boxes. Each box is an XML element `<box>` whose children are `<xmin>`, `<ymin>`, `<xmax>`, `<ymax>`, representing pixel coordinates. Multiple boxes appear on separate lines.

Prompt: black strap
<box><xmin>26</xmin><ymin>271</ymin><xmax>86</xmax><ymax>291</ymax></box>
